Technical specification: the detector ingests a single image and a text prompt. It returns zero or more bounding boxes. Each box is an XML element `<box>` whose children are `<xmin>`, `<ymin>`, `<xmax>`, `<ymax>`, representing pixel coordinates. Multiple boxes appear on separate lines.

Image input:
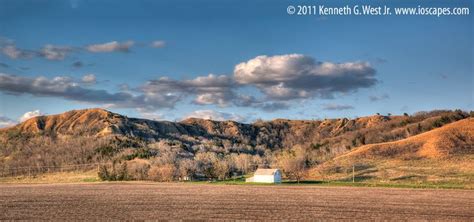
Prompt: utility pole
<box><xmin>352</xmin><ymin>165</ymin><xmax>355</xmax><ymax>183</ymax></box>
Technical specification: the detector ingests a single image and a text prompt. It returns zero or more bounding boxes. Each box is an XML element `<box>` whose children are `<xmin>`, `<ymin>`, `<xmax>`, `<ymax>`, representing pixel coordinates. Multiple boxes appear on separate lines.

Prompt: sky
<box><xmin>0</xmin><ymin>0</ymin><xmax>472</xmax><ymax>126</ymax></box>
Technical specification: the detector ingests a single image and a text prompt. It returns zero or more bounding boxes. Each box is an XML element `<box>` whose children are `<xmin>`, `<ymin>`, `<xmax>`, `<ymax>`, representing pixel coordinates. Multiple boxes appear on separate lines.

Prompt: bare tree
<box><xmin>213</xmin><ymin>159</ymin><xmax>230</xmax><ymax>180</ymax></box>
<box><xmin>127</xmin><ymin>159</ymin><xmax>150</xmax><ymax>180</ymax></box>
<box><xmin>178</xmin><ymin>158</ymin><xmax>197</xmax><ymax>181</ymax></box>
<box><xmin>148</xmin><ymin>164</ymin><xmax>176</xmax><ymax>182</ymax></box>
<box><xmin>195</xmin><ymin>152</ymin><xmax>218</xmax><ymax>179</ymax></box>
<box><xmin>273</xmin><ymin>145</ymin><xmax>308</xmax><ymax>183</ymax></box>
<box><xmin>232</xmin><ymin>153</ymin><xmax>254</xmax><ymax>174</ymax></box>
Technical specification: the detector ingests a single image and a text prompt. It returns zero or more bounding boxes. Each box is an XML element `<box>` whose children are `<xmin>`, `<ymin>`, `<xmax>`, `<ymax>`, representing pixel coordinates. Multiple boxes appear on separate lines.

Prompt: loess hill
<box><xmin>313</xmin><ymin>118</ymin><xmax>474</xmax><ymax>186</ymax></box>
<box><xmin>0</xmin><ymin>108</ymin><xmax>472</xmax><ymax>183</ymax></box>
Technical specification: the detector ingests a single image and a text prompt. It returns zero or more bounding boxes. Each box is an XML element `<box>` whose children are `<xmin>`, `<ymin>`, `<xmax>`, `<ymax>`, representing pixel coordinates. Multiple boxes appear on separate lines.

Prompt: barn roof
<box><xmin>254</xmin><ymin>168</ymin><xmax>280</xmax><ymax>175</ymax></box>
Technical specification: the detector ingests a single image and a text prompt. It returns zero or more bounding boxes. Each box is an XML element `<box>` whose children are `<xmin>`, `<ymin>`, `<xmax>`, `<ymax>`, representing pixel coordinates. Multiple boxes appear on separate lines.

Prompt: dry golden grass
<box><xmin>311</xmin><ymin>118</ymin><xmax>474</xmax><ymax>188</ymax></box>
<box><xmin>0</xmin><ymin>170</ymin><xmax>99</xmax><ymax>184</ymax></box>
<box><xmin>340</xmin><ymin>118</ymin><xmax>473</xmax><ymax>159</ymax></box>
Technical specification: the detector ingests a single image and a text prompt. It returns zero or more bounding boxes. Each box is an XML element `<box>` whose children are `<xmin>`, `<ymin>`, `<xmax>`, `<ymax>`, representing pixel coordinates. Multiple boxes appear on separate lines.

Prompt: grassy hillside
<box><xmin>0</xmin><ymin>170</ymin><xmax>99</xmax><ymax>184</ymax></box>
<box><xmin>312</xmin><ymin>118</ymin><xmax>474</xmax><ymax>188</ymax></box>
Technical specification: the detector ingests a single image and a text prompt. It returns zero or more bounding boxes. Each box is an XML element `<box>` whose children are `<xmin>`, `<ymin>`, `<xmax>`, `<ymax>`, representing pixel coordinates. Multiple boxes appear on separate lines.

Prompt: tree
<box><xmin>232</xmin><ymin>153</ymin><xmax>254</xmax><ymax>175</ymax></box>
<box><xmin>127</xmin><ymin>159</ymin><xmax>150</xmax><ymax>180</ymax></box>
<box><xmin>178</xmin><ymin>159</ymin><xmax>197</xmax><ymax>181</ymax></box>
<box><xmin>273</xmin><ymin>145</ymin><xmax>308</xmax><ymax>183</ymax></box>
<box><xmin>213</xmin><ymin>160</ymin><xmax>230</xmax><ymax>180</ymax></box>
<box><xmin>195</xmin><ymin>152</ymin><xmax>218</xmax><ymax>179</ymax></box>
<box><xmin>148</xmin><ymin>164</ymin><xmax>176</xmax><ymax>182</ymax></box>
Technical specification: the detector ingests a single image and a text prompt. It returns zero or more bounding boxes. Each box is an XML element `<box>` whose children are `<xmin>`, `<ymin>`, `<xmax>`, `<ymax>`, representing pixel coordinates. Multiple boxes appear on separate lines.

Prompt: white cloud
<box><xmin>39</xmin><ymin>45</ymin><xmax>72</xmax><ymax>60</ymax></box>
<box><xmin>151</xmin><ymin>40</ymin><xmax>166</xmax><ymax>48</ymax></box>
<box><xmin>0</xmin><ymin>53</ymin><xmax>378</xmax><ymax>113</ymax></box>
<box><xmin>1</xmin><ymin>45</ymin><xmax>34</xmax><ymax>59</ymax></box>
<box><xmin>234</xmin><ymin>54</ymin><xmax>377</xmax><ymax>100</ymax></box>
<box><xmin>1</xmin><ymin>37</ymin><xmax>138</xmax><ymax>60</ymax></box>
<box><xmin>19</xmin><ymin>110</ymin><xmax>42</xmax><ymax>122</ymax></box>
<box><xmin>2</xmin><ymin>45</ymin><xmax>23</xmax><ymax>59</ymax></box>
<box><xmin>182</xmin><ymin>110</ymin><xmax>247</xmax><ymax>122</ymax></box>
<box><xmin>86</xmin><ymin>41</ymin><xmax>134</xmax><ymax>53</ymax></box>
<box><xmin>142</xmin><ymin>74</ymin><xmax>236</xmax><ymax>107</ymax></box>
<box><xmin>81</xmin><ymin>74</ymin><xmax>97</xmax><ymax>84</ymax></box>
<box><xmin>0</xmin><ymin>39</ymin><xmax>72</xmax><ymax>60</ymax></box>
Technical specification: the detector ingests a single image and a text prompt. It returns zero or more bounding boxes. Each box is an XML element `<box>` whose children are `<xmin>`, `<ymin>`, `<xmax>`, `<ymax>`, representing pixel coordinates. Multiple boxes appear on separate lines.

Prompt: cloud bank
<box><xmin>0</xmin><ymin>54</ymin><xmax>378</xmax><ymax>115</ymax></box>
<box><xmin>0</xmin><ymin>37</ymin><xmax>166</xmax><ymax>60</ymax></box>
<box><xmin>0</xmin><ymin>73</ymin><xmax>178</xmax><ymax>110</ymax></box>
<box><xmin>234</xmin><ymin>54</ymin><xmax>377</xmax><ymax>100</ymax></box>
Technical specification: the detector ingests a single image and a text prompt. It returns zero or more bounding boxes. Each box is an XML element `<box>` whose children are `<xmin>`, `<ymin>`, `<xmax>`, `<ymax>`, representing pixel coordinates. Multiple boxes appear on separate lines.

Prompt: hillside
<box><xmin>0</xmin><ymin>108</ymin><xmax>471</xmax><ymax>182</ymax></box>
<box><xmin>313</xmin><ymin>118</ymin><xmax>474</xmax><ymax>187</ymax></box>
<box><xmin>2</xmin><ymin>108</ymin><xmax>468</xmax><ymax>152</ymax></box>
<box><xmin>2</xmin><ymin>108</ymin><xmax>192</xmax><ymax>139</ymax></box>
<box><xmin>336</xmin><ymin>118</ymin><xmax>473</xmax><ymax>159</ymax></box>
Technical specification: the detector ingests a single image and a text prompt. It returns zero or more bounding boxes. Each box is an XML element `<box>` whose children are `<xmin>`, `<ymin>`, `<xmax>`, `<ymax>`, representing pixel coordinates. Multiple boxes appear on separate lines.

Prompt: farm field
<box><xmin>1</xmin><ymin>183</ymin><xmax>473</xmax><ymax>220</ymax></box>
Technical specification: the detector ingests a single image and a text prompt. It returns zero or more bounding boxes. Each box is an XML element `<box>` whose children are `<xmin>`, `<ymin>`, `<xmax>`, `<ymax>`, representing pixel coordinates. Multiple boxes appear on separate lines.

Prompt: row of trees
<box><xmin>98</xmin><ymin>145</ymin><xmax>312</xmax><ymax>182</ymax></box>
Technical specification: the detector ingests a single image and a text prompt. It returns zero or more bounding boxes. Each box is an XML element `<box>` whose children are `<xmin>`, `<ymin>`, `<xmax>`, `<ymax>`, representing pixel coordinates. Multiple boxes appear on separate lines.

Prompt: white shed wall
<box><xmin>253</xmin><ymin>175</ymin><xmax>275</xmax><ymax>183</ymax></box>
<box><xmin>252</xmin><ymin>173</ymin><xmax>281</xmax><ymax>183</ymax></box>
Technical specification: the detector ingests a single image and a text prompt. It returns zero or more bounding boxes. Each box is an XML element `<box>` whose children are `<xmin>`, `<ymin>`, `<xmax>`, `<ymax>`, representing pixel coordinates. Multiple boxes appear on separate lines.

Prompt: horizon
<box><xmin>0</xmin><ymin>0</ymin><xmax>472</xmax><ymax>126</ymax></box>
<box><xmin>4</xmin><ymin>107</ymin><xmax>472</xmax><ymax>125</ymax></box>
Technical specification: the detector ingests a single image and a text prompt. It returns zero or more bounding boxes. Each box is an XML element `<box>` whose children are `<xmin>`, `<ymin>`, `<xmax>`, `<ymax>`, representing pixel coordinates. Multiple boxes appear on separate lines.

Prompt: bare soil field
<box><xmin>0</xmin><ymin>183</ymin><xmax>473</xmax><ymax>220</ymax></box>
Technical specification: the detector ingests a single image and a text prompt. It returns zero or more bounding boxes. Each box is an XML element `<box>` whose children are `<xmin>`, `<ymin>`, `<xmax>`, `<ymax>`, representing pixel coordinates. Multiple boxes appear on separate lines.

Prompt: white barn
<box><xmin>246</xmin><ymin>169</ymin><xmax>282</xmax><ymax>183</ymax></box>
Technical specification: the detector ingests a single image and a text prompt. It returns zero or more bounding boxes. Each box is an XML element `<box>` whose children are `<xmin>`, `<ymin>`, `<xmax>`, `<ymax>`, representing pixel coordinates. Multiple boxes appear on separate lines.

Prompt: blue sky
<box><xmin>0</xmin><ymin>0</ymin><xmax>472</xmax><ymax>125</ymax></box>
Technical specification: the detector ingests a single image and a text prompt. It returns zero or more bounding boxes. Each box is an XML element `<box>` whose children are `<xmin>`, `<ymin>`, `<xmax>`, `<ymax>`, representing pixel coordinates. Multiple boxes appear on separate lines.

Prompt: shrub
<box><xmin>98</xmin><ymin>165</ymin><xmax>112</xmax><ymax>180</ymax></box>
<box><xmin>116</xmin><ymin>162</ymin><xmax>129</xmax><ymax>180</ymax></box>
<box><xmin>97</xmin><ymin>162</ymin><xmax>129</xmax><ymax>181</ymax></box>
<box><xmin>127</xmin><ymin>159</ymin><xmax>150</xmax><ymax>180</ymax></box>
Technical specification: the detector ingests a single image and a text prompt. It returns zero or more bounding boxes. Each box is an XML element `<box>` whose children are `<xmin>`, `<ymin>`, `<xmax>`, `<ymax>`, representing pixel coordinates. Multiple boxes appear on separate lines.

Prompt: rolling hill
<box><xmin>312</xmin><ymin>118</ymin><xmax>474</xmax><ymax>187</ymax></box>
<box><xmin>336</xmin><ymin>118</ymin><xmax>473</xmax><ymax>159</ymax></box>
<box><xmin>2</xmin><ymin>108</ymin><xmax>468</xmax><ymax>153</ymax></box>
<box><xmin>0</xmin><ymin>108</ymin><xmax>472</xmax><ymax>185</ymax></box>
